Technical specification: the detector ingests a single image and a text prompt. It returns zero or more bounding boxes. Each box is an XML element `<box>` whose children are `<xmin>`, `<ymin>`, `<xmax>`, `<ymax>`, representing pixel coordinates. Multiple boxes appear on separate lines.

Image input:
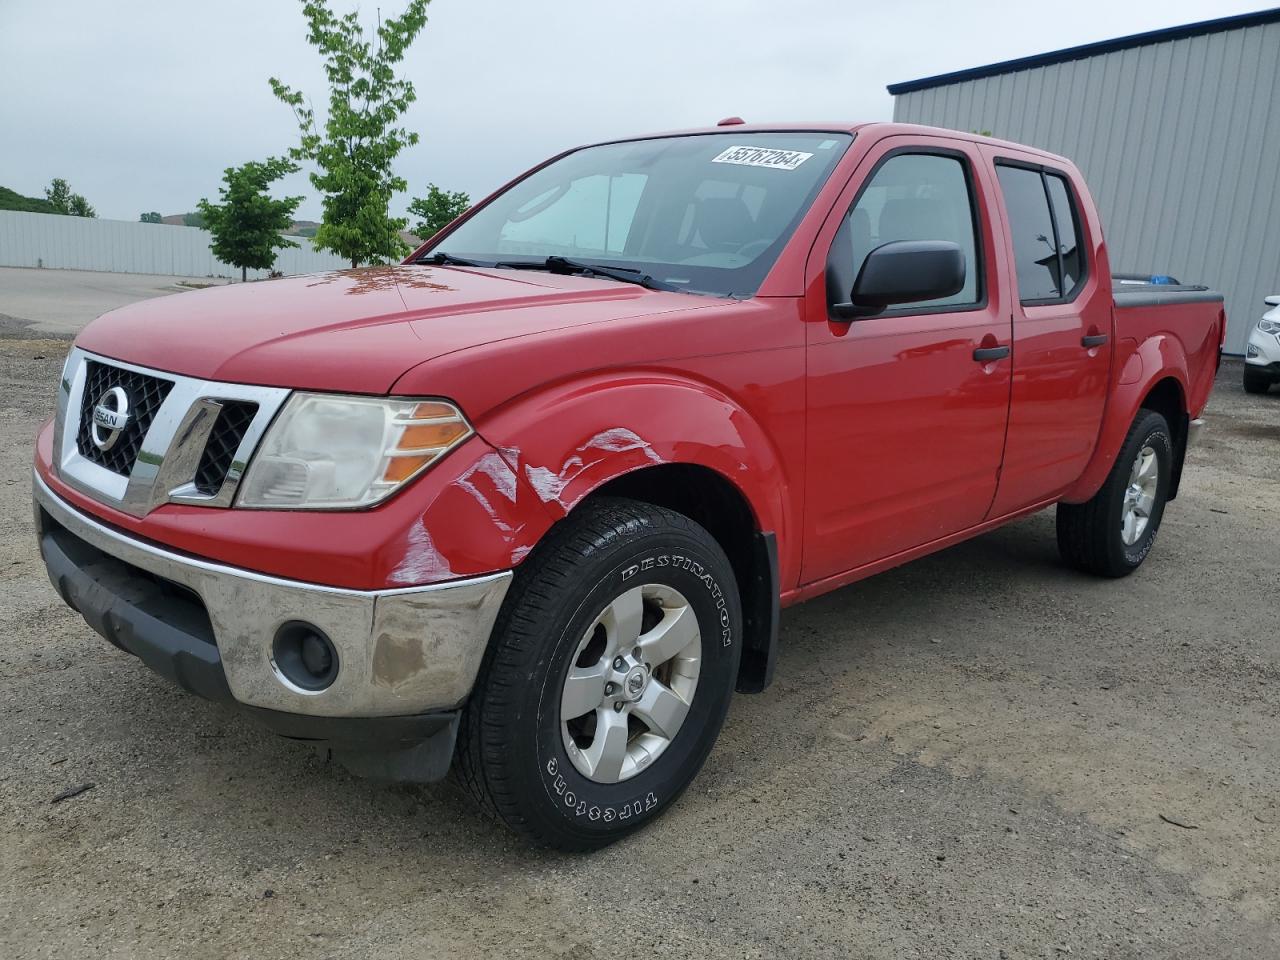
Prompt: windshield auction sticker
<box><xmin>711</xmin><ymin>145</ymin><xmax>813</xmax><ymax>170</ymax></box>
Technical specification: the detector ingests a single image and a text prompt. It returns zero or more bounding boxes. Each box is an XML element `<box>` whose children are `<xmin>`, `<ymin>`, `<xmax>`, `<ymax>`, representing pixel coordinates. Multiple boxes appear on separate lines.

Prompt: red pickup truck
<box><xmin>34</xmin><ymin>122</ymin><xmax>1223</xmax><ymax>850</ymax></box>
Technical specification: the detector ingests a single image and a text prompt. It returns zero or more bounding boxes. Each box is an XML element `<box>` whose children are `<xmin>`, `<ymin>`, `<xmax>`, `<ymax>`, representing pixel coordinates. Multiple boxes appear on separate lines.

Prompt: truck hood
<box><xmin>75</xmin><ymin>266</ymin><xmax>711</xmax><ymax>393</ymax></box>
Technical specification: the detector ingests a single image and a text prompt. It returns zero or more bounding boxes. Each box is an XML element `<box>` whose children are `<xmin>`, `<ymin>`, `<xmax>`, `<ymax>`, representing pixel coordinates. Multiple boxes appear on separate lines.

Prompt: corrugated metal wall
<box><xmin>893</xmin><ymin>19</ymin><xmax>1280</xmax><ymax>353</ymax></box>
<box><xmin>0</xmin><ymin>211</ymin><xmax>350</xmax><ymax>280</ymax></box>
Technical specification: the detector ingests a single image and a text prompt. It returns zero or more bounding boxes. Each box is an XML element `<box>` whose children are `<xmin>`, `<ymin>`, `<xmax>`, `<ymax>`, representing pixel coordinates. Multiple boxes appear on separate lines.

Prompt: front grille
<box><xmin>58</xmin><ymin>349</ymin><xmax>289</xmax><ymax>517</ymax></box>
<box><xmin>193</xmin><ymin>401</ymin><xmax>258</xmax><ymax>496</ymax></box>
<box><xmin>75</xmin><ymin>361</ymin><xmax>174</xmax><ymax>476</ymax></box>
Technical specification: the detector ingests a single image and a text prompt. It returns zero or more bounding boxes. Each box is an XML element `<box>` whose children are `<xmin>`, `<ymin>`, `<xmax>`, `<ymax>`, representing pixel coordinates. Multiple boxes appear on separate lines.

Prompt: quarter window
<box><xmin>833</xmin><ymin>153</ymin><xmax>981</xmax><ymax>311</ymax></box>
<box><xmin>996</xmin><ymin>164</ymin><xmax>1086</xmax><ymax>302</ymax></box>
<box><xmin>1045</xmin><ymin>174</ymin><xmax>1084</xmax><ymax>297</ymax></box>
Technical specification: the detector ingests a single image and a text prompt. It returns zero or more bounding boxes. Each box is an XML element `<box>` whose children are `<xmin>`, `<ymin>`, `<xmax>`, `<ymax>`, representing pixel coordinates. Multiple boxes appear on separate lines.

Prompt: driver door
<box><xmin>802</xmin><ymin>136</ymin><xmax>1013</xmax><ymax>584</ymax></box>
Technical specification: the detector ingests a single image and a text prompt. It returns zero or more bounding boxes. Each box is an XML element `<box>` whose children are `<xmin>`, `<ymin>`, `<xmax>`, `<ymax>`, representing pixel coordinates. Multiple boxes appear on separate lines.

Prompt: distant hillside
<box><xmin>158</xmin><ymin>214</ymin><xmax>319</xmax><ymax>236</ymax></box>
<box><xmin>0</xmin><ymin>186</ymin><xmax>58</xmax><ymax>214</ymax></box>
<box><xmin>161</xmin><ymin>212</ymin><xmax>206</xmax><ymax>228</ymax></box>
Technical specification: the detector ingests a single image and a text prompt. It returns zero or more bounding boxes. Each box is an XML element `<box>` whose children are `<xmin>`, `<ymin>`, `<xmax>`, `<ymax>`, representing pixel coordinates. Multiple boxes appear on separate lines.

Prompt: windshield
<box><xmin>425</xmin><ymin>131</ymin><xmax>853</xmax><ymax>298</ymax></box>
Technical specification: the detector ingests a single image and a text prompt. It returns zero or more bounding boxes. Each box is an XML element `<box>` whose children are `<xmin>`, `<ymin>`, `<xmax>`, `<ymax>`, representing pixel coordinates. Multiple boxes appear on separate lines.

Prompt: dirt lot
<box><xmin>0</xmin><ymin>268</ymin><xmax>230</xmax><ymax>339</ymax></box>
<box><xmin>0</xmin><ymin>336</ymin><xmax>1276</xmax><ymax>959</ymax></box>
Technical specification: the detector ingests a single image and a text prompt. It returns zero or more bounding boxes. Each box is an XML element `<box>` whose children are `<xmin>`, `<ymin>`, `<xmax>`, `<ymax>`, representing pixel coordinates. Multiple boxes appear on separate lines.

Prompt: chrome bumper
<box><xmin>34</xmin><ymin>472</ymin><xmax>511</xmax><ymax>717</ymax></box>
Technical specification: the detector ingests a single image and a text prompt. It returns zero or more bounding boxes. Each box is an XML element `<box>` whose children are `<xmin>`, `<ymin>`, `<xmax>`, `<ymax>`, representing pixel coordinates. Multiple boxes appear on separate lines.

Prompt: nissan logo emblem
<box><xmin>91</xmin><ymin>386</ymin><xmax>132</xmax><ymax>451</ymax></box>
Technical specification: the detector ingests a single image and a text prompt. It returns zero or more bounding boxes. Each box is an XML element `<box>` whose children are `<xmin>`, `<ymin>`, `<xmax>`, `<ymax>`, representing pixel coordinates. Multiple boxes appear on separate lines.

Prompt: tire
<box><xmin>1056</xmin><ymin>409</ymin><xmax>1173</xmax><ymax>578</ymax></box>
<box><xmin>1243</xmin><ymin>366</ymin><xmax>1272</xmax><ymax>395</ymax></box>
<box><xmin>457</xmin><ymin>497</ymin><xmax>742</xmax><ymax>850</ymax></box>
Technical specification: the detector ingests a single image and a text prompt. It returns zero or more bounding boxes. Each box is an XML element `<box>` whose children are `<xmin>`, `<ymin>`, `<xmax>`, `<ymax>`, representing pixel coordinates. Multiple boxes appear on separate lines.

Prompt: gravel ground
<box><xmin>0</xmin><ymin>339</ymin><xmax>1276</xmax><ymax>960</ymax></box>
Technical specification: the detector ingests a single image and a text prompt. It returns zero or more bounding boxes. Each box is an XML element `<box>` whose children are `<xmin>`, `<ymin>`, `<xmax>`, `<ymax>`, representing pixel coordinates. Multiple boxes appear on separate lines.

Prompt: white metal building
<box><xmin>0</xmin><ymin>210</ymin><xmax>349</xmax><ymax>281</ymax></box>
<box><xmin>889</xmin><ymin>7</ymin><xmax>1280</xmax><ymax>354</ymax></box>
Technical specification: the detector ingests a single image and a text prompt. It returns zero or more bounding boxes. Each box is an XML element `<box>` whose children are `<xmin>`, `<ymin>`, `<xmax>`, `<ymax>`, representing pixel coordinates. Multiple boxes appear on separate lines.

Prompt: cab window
<box><xmin>829</xmin><ymin>152</ymin><xmax>982</xmax><ymax>311</ymax></box>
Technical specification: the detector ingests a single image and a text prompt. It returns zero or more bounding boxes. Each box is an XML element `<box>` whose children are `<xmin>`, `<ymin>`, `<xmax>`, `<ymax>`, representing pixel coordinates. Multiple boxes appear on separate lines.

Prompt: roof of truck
<box><xmin>588</xmin><ymin>121</ymin><xmax>1077</xmax><ymax>168</ymax></box>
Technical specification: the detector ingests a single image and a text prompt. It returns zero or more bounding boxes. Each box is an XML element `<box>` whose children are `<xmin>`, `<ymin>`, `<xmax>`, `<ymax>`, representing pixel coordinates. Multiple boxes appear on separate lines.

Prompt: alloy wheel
<box><xmin>560</xmin><ymin>583</ymin><xmax>702</xmax><ymax>783</ymax></box>
<box><xmin>1121</xmin><ymin>444</ymin><xmax>1159</xmax><ymax>545</ymax></box>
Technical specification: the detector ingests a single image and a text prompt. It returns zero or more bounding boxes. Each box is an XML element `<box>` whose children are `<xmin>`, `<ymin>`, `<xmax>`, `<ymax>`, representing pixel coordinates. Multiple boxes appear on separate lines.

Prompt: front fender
<box><xmin>1061</xmin><ymin>334</ymin><xmax>1188</xmax><ymax>504</ymax></box>
<box><xmin>475</xmin><ymin>372</ymin><xmax>797</xmax><ymax>583</ymax></box>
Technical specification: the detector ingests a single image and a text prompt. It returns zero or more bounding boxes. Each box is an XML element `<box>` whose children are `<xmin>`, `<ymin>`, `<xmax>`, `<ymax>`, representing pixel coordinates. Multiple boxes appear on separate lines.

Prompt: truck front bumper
<box><xmin>33</xmin><ymin>472</ymin><xmax>512</xmax><ymax>781</ymax></box>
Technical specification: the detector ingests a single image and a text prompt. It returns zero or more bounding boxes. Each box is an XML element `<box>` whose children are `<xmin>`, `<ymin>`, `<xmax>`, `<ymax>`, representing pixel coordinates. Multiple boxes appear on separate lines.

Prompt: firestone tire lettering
<box><xmin>545</xmin><ymin>754</ymin><xmax>662</xmax><ymax>822</ymax></box>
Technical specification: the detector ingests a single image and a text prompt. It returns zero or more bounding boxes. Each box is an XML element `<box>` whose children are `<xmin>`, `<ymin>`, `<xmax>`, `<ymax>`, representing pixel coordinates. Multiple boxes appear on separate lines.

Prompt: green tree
<box><xmin>197</xmin><ymin>158</ymin><xmax>303</xmax><ymax>282</ymax></box>
<box><xmin>45</xmin><ymin>178</ymin><xmax>96</xmax><ymax>218</ymax></box>
<box><xmin>140</xmin><ymin>211</ymin><xmax>163</xmax><ymax>224</ymax></box>
<box><xmin>182</xmin><ymin>211</ymin><xmax>206</xmax><ymax>228</ymax></box>
<box><xmin>271</xmin><ymin>0</ymin><xmax>431</xmax><ymax>268</ymax></box>
<box><xmin>407</xmin><ymin>183</ymin><xmax>469</xmax><ymax>239</ymax></box>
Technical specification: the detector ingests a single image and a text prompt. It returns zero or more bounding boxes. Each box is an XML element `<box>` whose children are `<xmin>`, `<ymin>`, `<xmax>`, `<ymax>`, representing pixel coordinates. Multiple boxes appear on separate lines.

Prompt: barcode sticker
<box><xmin>711</xmin><ymin>145</ymin><xmax>813</xmax><ymax>171</ymax></box>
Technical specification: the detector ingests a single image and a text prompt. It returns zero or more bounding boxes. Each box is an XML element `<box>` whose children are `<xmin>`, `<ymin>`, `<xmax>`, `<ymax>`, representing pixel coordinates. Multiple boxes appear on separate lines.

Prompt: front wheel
<box><xmin>1056</xmin><ymin>409</ymin><xmax>1173</xmax><ymax>578</ymax></box>
<box><xmin>457</xmin><ymin>498</ymin><xmax>742</xmax><ymax>850</ymax></box>
<box><xmin>1243</xmin><ymin>365</ymin><xmax>1272</xmax><ymax>395</ymax></box>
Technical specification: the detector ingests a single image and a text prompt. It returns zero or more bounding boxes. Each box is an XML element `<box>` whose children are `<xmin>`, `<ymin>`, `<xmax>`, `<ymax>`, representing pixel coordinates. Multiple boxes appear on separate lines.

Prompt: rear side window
<box><xmin>995</xmin><ymin>163</ymin><xmax>1087</xmax><ymax>303</ymax></box>
<box><xmin>832</xmin><ymin>152</ymin><xmax>981</xmax><ymax>310</ymax></box>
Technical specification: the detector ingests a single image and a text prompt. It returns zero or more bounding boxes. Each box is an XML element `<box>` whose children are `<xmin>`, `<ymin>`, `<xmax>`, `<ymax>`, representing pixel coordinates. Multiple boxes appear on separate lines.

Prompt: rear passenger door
<box><xmin>979</xmin><ymin>151</ymin><xmax>1112</xmax><ymax>516</ymax></box>
<box><xmin>802</xmin><ymin>137</ymin><xmax>1013</xmax><ymax>584</ymax></box>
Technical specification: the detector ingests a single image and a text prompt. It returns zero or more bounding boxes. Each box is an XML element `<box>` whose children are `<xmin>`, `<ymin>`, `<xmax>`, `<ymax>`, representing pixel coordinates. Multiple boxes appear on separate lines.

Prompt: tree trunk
<box><xmin>351</xmin><ymin>258</ymin><xmax>358</xmax><ymax>269</ymax></box>
<box><xmin>241</xmin><ymin>265</ymin><xmax>247</xmax><ymax>283</ymax></box>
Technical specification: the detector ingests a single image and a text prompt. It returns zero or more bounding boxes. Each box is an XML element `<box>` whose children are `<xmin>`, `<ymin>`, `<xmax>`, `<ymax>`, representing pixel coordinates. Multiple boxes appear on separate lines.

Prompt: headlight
<box><xmin>1258</xmin><ymin>318</ymin><xmax>1280</xmax><ymax>335</ymax></box>
<box><xmin>237</xmin><ymin>394</ymin><xmax>471</xmax><ymax>509</ymax></box>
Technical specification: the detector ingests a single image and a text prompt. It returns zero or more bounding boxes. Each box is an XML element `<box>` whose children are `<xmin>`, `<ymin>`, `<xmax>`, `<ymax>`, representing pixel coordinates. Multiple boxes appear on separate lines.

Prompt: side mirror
<box><xmin>831</xmin><ymin>240</ymin><xmax>966</xmax><ymax>320</ymax></box>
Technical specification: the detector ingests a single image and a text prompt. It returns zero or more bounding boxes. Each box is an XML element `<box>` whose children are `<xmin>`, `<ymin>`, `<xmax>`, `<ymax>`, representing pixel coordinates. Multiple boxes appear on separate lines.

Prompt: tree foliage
<box><xmin>140</xmin><ymin>211</ymin><xmax>163</xmax><ymax>224</ymax></box>
<box><xmin>407</xmin><ymin>183</ymin><xmax>469</xmax><ymax>240</ymax></box>
<box><xmin>45</xmin><ymin>178</ymin><xmax>96</xmax><ymax>218</ymax></box>
<box><xmin>271</xmin><ymin>0</ymin><xmax>431</xmax><ymax>268</ymax></box>
<box><xmin>197</xmin><ymin>157</ymin><xmax>303</xmax><ymax>281</ymax></box>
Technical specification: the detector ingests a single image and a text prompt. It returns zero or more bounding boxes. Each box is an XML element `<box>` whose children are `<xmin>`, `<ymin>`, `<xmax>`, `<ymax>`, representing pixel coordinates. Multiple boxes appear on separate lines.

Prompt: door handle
<box><xmin>1082</xmin><ymin>334</ymin><xmax>1108</xmax><ymax>348</ymax></box>
<box><xmin>973</xmin><ymin>345</ymin><xmax>1010</xmax><ymax>362</ymax></box>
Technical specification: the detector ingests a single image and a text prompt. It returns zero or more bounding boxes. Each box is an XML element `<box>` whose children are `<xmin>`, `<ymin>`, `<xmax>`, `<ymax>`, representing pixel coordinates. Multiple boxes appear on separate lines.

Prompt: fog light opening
<box><xmin>272</xmin><ymin>621</ymin><xmax>339</xmax><ymax>692</ymax></box>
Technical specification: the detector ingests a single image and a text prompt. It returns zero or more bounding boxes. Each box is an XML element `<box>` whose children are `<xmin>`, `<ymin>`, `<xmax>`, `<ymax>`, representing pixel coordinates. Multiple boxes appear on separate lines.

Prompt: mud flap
<box><xmin>736</xmin><ymin>531</ymin><xmax>779</xmax><ymax>694</ymax></box>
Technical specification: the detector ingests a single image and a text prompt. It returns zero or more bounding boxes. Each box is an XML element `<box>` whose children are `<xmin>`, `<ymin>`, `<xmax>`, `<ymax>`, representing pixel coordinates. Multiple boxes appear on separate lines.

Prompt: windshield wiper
<box><xmin>495</xmin><ymin>256</ymin><xmax>678</xmax><ymax>292</ymax></box>
<box><xmin>422</xmin><ymin>252</ymin><xmax>678</xmax><ymax>291</ymax></box>
<box><xmin>418</xmin><ymin>251</ymin><xmax>489</xmax><ymax>267</ymax></box>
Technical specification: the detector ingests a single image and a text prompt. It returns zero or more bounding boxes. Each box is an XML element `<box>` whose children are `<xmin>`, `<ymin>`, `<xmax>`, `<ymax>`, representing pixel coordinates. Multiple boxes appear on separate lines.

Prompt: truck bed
<box><xmin>1113</xmin><ymin>281</ymin><xmax>1224</xmax><ymax>310</ymax></box>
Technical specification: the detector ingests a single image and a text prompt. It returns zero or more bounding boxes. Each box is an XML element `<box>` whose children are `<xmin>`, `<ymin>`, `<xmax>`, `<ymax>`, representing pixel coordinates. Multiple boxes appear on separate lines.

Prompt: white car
<box><xmin>1244</xmin><ymin>295</ymin><xmax>1280</xmax><ymax>394</ymax></box>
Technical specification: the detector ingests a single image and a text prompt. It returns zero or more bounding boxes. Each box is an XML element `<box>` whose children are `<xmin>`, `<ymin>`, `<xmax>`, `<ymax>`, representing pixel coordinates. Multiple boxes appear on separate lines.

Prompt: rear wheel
<box><xmin>457</xmin><ymin>497</ymin><xmax>741</xmax><ymax>850</ymax></box>
<box><xmin>1056</xmin><ymin>409</ymin><xmax>1173</xmax><ymax>578</ymax></box>
<box><xmin>1243</xmin><ymin>365</ymin><xmax>1272</xmax><ymax>395</ymax></box>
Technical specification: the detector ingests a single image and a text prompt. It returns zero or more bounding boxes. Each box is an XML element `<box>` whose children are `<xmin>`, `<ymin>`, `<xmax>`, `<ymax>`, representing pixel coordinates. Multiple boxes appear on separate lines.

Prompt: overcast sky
<box><xmin>1</xmin><ymin>0</ymin><xmax>1268</xmax><ymax>222</ymax></box>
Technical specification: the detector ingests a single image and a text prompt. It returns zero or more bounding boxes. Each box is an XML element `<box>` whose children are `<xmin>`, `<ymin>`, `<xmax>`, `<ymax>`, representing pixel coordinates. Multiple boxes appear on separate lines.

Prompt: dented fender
<box><xmin>472</xmin><ymin>372</ymin><xmax>798</xmax><ymax>584</ymax></box>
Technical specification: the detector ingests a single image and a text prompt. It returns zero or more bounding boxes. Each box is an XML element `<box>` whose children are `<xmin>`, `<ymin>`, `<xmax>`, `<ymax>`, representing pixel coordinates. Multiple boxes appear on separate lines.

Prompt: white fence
<box><xmin>0</xmin><ymin>210</ymin><xmax>350</xmax><ymax>280</ymax></box>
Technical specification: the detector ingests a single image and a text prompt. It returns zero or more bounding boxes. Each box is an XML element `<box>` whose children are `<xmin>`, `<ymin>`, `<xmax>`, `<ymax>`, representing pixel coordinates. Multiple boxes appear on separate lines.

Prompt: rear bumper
<box><xmin>34</xmin><ymin>472</ymin><xmax>512</xmax><ymax>780</ymax></box>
